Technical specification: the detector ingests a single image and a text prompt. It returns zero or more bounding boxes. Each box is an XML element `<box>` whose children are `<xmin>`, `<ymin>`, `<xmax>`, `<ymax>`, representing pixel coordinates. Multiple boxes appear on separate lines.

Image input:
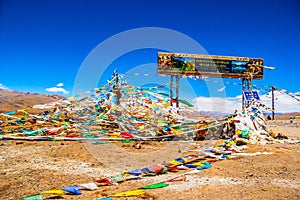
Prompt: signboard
<box><xmin>157</xmin><ymin>52</ymin><xmax>264</xmax><ymax>79</ymax></box>
<box><xmin>243</xmin><ymin>91</ymin><xmax>261</xmax><ymax>101</ymax></box>
<box><xmin>252</xmin><ymin>91</ymin><xmax>260</xmax><ymax>100</ymax></box>
<box><xmin>244</xmin><ymin>91</ymin><xmax>253</xmax><ymax>101</ymax></box>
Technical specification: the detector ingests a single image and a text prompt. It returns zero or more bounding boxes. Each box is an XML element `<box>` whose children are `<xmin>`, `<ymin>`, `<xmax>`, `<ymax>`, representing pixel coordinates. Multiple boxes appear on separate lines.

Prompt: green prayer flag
<box><xmin>21</xmin><ymin>194</ymin><xmax>43</xmax><ymax>200</ymax></box>
<box><xmin>140</xmin><ymin>182</ymin><xmax>169</xmax><ymax>189</ymax></box>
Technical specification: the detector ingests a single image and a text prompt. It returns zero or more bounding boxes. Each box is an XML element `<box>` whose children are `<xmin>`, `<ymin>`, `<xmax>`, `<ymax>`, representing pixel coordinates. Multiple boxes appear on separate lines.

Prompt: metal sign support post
<box><xmin>170</xmin><ymin>75</ymin><xmax>174</xmax><ymax>106</ymax></box>
<box><xmin>242</xmin><ymin>78</ymin><xmax>252</xmax><ymax>109</ymax></box>
<box><xmin>175</xmin><ymin>75</ymin><xmax>180</xmax><ymax>108</ymax></box>
<box><xmin>170</xmin><ymin>75</ymin><xmax>181</xmax><ymax>107</ymax></box>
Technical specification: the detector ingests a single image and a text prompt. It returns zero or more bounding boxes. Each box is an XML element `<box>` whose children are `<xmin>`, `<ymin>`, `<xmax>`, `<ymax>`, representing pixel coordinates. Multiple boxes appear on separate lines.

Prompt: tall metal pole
<box><xmin>242</xmin><ymin>78</ymin><xmax>253</xmax><ymax>109</ymax></box>
<box><xmin>248</xmin><ymin>78</ymin><xmax>253</xmax><ymax>108</ymax></box>
<box><xmin>242</xmin><ymin>79</ymin><xmax>245</xmax><ymax>109</ymax></box>
<box><xmin>170</xmin><ymin>75</ymin><xmax>174</xmax><ymax>106</ymax></box>
<box><xmin>175</xmin><ymin>75</ymin><xmax>180</xmax><ymax>108</ymax></box>
<box><xmin>271</xmin><ymin>86</ymin><xmax>275</xmax><ymax>120</ymax></box>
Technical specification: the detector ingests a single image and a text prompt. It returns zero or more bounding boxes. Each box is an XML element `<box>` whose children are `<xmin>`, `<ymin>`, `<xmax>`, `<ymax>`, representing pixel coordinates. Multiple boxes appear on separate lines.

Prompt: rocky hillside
<box><xmin>0</xmin><ymin>89</ymin><xmax>64</xmax><ymax>113</ymax></box>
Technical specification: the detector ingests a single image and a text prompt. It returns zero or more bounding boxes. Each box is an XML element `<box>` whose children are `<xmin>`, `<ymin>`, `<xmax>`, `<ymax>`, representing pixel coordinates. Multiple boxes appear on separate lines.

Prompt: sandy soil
<box><xmin>0</xmin><ymin>120</ymin><xmax>299</xmax><ymax>200</ymax></box>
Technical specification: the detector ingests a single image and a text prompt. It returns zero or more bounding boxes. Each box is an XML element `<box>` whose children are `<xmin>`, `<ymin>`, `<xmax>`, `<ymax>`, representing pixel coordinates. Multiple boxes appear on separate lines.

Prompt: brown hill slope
<box><xmin>0</xmin><ymin>89</ymin><xmax>64</xmax><ymax>113</ymax></box>
<box><xmin>275</xmin><ymin>112</ymin><xmax>300</xmax><ymax>119</ymax></box>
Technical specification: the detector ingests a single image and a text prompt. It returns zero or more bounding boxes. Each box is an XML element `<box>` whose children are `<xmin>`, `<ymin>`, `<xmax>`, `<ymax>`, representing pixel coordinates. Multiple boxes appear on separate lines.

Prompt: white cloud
<box><xmin>0</xmin><ymin>83</ymin><xmax>9</xmax><ymax>90</ymax></box>
<box><xmin>56</xmin><ymin>83</ymin><xmax>64</xmax><ymax>87</ymax></box>
<box><xmin>192</xmin><ymin>95</ymin><xmax>242</xmax><ymax>113</ymax></box>
<box><xmin>193</xmin><ymin>91</ymin><xmax>300</xmax><ymax>113</ymax></box>
<box><xmin>260</xmin><ymin>90</ymin><xmax>300</xmax><ymax>113</ymax></box>
<box><xmin>45</xmin><ymin>87</ymin><xmax>69</xmax><ymax>94</ymax></box>
<box><xmin>217</xmin><ymin>86</ymin><xmax>226</xmax><ymax>92</ymax></box>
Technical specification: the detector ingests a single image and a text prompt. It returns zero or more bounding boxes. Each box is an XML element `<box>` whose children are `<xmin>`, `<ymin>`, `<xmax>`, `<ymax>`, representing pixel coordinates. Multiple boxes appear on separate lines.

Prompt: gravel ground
<box><xmin>0</xmin><ymin>123</ymin><xmax>299</xmax><ymax>200</ymax></box>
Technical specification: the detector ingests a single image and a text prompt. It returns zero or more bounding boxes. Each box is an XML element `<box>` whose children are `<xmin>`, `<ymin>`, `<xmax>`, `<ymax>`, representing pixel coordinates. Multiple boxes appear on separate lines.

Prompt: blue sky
<box><xmin>1</xmin><ymin>0</ymin><xmax>300</xmax><ymax>102</ymax></box>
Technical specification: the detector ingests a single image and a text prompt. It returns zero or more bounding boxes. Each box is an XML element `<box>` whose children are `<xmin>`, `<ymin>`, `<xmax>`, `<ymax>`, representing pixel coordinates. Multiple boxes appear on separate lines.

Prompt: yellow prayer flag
<box><xmin>41</xmin><ymin>189</ymin><xmax>65</xmax><ymax>195</ymax></box>
<box><xmin>110</xmin><ymin>189</ymin><xmax>145</xmax><ymax>197</ymax></box>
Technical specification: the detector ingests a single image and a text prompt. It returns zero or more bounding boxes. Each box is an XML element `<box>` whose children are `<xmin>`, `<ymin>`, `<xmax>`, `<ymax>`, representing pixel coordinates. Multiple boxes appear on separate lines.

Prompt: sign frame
<box><xmin>157</xmin><ymin>52</ymin><xmax>264</xmax><ymax>79</ymax></box>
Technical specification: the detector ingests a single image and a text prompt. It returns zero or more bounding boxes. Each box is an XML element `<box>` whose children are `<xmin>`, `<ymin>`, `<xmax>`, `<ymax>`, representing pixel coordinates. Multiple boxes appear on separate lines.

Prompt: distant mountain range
<box><xmin>0</xmin><ymin>89</ymin><xmax>63</xmax><ymax>113</ymax></box>
<box><xmin>199</xmin><ymin>111</ymin><xmax>300</xmax><ymax>119</ymax></box>
<box><xmin>0</xmin><ymin>89</ymin><xmax>299</xmax><ymax>119</ymax></box>
<box><xmin>268</xmin><ymin>112</ymin><xmax>300</xmax><ymax>119</ymax></box>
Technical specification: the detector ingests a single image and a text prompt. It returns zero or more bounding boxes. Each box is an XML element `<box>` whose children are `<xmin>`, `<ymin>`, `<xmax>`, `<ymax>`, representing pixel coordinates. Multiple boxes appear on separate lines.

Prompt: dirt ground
<box><xmin>0</xmin><ymin>120</ymin><xmax>299</xmax><ymax>200</ymax></box>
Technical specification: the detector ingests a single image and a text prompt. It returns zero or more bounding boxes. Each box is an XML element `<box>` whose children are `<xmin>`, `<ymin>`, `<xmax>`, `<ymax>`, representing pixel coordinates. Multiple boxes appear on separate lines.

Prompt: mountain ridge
<box><xmin>0</xmin><ymin>89</ymin><xmax>64</xmax><ymax>113</ymax></box>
